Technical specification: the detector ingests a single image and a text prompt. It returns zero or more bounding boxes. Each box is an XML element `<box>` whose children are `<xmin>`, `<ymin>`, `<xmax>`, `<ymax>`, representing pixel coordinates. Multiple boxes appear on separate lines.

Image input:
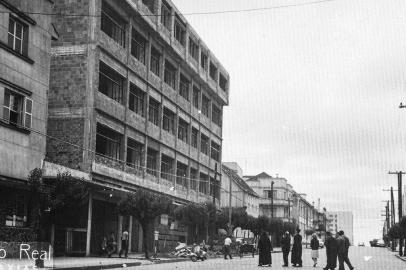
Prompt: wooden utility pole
<box><xmin>271</xmin><ymin>181</ymin><xmax>275</xmax><ymax>218</ymax></box>
<box><xmin>388</xmin><ymin>171</ymin><xmax>404</xmax><ymax>256</ymax></box>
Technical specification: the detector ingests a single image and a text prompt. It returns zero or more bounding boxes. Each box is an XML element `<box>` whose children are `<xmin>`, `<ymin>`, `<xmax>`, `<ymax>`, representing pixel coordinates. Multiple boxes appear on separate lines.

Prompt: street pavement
<box><xmin>133</xmin><ymin>247</ymin><xmax>405</xmax><ymax>270</ymax></box>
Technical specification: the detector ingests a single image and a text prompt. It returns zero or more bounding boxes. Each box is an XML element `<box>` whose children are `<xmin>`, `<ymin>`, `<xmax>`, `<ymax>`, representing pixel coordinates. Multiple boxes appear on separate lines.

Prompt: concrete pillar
<box><xmin>128</xmin><ymin>216</ymin><xmax>133</xmax><ymax>252</ymax></box>
<box><xmin>85</xmin><ymin>192</ymin><xmax>93</xmax><ymax>256</ymax></box>
<box><xmin>118</xmin><ymin>215</ymin><xmax>123</xmax><ymax>251</ymax></box>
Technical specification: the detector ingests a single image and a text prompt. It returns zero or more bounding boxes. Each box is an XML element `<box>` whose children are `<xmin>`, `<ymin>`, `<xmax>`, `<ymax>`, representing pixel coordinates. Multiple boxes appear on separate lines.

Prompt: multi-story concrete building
<box><xmin>244</xmin><ymin>172</ymin><xmax>294</xmax><ymax>221</ymax></box>
<box><xmin>0</xmin><ymin>0</ymin><xmax>56</xmax><ymax>236</ymax></box>
<box><xmin>45</xmin><ymin>0</ymin><xmax>229</xmax><ymax>255</ymax></box>
<box><xmin>221</xmin><ymin>163</ymin><xmax>259</xmax><ymax>217</ymax></box>
<box><xmin>327</xmin><ymin>211</ymin><xmax>354</xmax><ymax>245</ymax></box>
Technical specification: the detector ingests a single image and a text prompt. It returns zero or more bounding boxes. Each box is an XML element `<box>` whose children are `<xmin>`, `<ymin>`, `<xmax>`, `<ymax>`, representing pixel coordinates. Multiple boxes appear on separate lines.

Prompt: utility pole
<box><xmin>271</xmin><ymin>181</ymin><xmax>275</xmax><ymax>218</ymax></box>
<box><xmin>228</xmin><ymin>165</ymin><xmax>232</xmax><ymax>234</ymax></box>
<box><xmin>388</xmin><ymin>171</ymin><xmax>404</xmax><ymax>256</ymax></box>
<box><xmin>210</xmin><ymin>163</ymin><xmax>218</xmax><ymax>241</ymax></box>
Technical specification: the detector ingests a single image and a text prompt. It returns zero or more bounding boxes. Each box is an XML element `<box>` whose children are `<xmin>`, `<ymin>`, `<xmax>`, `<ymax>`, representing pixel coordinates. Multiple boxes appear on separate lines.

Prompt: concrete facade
<box><xmin>221</xmin><ymin>163</ymin><xmax>259</xmax><ymax>217</ymax></box>
<box><xmin>46</xmin><ymin>0</ymin><xmax>229</xmax><ymax>255</ymax></box>
<box><xmin>327</xmin><ymin>211</ymin><xmax>354</xmax><ymax>245</ymax></box>
<box><xmin>0</xmin><ymin>0</ymin><xmax>55</xmax><ymax>230</ymax></box>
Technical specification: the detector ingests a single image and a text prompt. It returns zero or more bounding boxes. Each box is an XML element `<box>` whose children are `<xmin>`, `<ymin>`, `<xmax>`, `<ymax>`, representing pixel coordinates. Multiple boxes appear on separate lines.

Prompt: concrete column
<box><xmin>118</xmin><ymin>215</ymin><xmax>123</xmax><ymax>251</ymax></box>
<box><xmin>128</xmin><ymin>216</ymin><xmax>133</xmax><ymax>252</ymax></box>
<box><xmin>85</xmin><ymin>192</ymin><xmax>93</xmax><ymax>256</ymax></box>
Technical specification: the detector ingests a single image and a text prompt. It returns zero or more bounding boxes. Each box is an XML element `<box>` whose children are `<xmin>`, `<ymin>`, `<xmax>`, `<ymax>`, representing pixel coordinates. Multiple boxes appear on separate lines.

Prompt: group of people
<box><xmin>230</xmin><ymin>228</ymin><xmax>354</xmax><ymax>269</ymax></box>
<box><xmin>100</xmin><ymin>230</ymin><xmax>130</xmax><ymax>258</ymax></box>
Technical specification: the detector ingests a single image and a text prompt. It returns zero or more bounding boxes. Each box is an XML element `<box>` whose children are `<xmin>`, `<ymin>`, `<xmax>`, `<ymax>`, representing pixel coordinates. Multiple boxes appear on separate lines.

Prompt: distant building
<box><xmin>327</xmin><ymin>211</ymin><xmax>354</xmax><ymax>245</ymax></box>
<box><xmin>221</xmin><ymin>163</ymin><xmax>260</xmax><ymax>217</ymax></box>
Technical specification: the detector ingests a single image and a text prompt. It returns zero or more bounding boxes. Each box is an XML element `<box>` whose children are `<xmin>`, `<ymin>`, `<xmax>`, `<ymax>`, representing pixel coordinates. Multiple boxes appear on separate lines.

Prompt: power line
<box><xmin>0</xmin><ymin>0</ymin><xmax>338</xmax><ymax>18</ymax></box>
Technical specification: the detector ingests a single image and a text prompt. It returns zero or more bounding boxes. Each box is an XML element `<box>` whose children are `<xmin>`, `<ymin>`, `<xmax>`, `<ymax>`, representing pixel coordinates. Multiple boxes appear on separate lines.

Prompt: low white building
<box><xmin>221</xmin><ymin>163</ymin><xmax>260</xmax><ymax>217</ymax></box>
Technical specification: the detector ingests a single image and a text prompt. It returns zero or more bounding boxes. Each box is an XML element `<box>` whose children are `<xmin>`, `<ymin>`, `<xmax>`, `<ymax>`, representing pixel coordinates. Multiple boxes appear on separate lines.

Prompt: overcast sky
<box><xmin>172</xmin><ymin>0</ymin><xmax>406</xmax><ymax>244</ymax></box>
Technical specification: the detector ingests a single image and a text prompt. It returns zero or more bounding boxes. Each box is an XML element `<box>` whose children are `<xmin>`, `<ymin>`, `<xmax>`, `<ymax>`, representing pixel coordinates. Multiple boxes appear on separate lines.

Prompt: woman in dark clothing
<box><xmin>258</xmin><ymin>231</ymin><xmax>272</xmax><ymax>266</ymax></box>
<box><xmin>310</xmin><ymin>234</ymin><xmax>320</xmax><ymax>267</ymax></box>
<box><xmin>291</xmin><ymin>228</ymin><xmax>303</xmax><ymax>267</ymax></box>
<box><xmin>324</xmin><ymin>232</ymin><xmax>338</xmax><ymax>270</ymax></box>
<box><xmin>281</xmin><ymin>231</ymin><xmax>291</xmax><ymax>267</ymax></box>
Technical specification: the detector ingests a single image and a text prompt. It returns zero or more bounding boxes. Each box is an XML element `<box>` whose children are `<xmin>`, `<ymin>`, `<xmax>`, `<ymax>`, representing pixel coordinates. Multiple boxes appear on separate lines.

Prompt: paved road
<box><xmin>134</xmin><ymin>247</ymin><xmax>404</xmax><ymax>270</ymax></box>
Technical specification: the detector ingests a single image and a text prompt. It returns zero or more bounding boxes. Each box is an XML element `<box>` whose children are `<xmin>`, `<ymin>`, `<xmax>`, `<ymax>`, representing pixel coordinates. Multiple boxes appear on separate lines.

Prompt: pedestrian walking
<box><xmin>310</xmin><ymin>233</ymin><xmax>320</xmax><ymax>267</ymax></box>
<box><xmin>291</xmin><ymin>228</ymin><xmax>303</xmax><ymax>267</ymax></box>
<box><xmin>281</xmin><ymin>231</ymin><xmax>291</xmax><ymax>267</ymax></box>
<box><xmin>119</xmin><ymin>230</ymin><xmax>129</xmax><ymax>258</ymax></box>
<box><xmin>337</xmin><ymin>231</ymin><xmax>354</xmax><ymax>270</ymax></box>
<box><xmin>224</xmin><ymin>235</ymin><xmax>233</xmax><ymax>259</ymax></box>
<box><xmin>258</xmin><ymin>231</ymin><xmax>273</xmax><ymax>267</ymax></box>
<box><xmin>324</xmin><ymin>231</ymin><xmax>338</xmax><ymax>270</ymax></box>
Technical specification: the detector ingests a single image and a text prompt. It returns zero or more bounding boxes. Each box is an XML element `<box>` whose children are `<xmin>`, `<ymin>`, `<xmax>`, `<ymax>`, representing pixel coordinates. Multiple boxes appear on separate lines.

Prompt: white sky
<box><xmin>172</xmin><ymin>0</ymin><xmax>406</xmax><ymax>244</ymax></box>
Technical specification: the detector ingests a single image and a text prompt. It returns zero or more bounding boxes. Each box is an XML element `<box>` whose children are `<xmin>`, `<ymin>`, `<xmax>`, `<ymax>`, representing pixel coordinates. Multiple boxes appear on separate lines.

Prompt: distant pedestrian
<box><xmin>324</xmin><ymin>231</ymin><xmax>338</xmax><ymax>270</ymax></box>
<box><xmin>107</xmin><ymin>231</ymin><xmax>117</xmax><ymax>258</ymax></box>
<box><xmin>224</xmin><ymin>236</ymin><xmax>233</xmax><ymax>259</ymax></box>
<box><xmin>337</xmin><ymin>231</ymin><xmax>354</xmax><ymax>270</ymax></box>
<box><xmin>119</xmin><ymin>230</ymin><xmax>129</xmax><ymax>258</ymax></box>
<box><xmin>258</xmin><ymin>231</ymin><xmax>272</xmax><ymax>266</ymax></box>
<box><xmin>310</xmin><ymin>233</ymin><xmax>320</xmax><ymax>267</ymax></box>
<box><xmin>291</xmin><ymin>228</ymin><xmax>303</xmax><ymax>267</ymax></box>
<box><xmin>281</xmin><ymin>231</ymin><xmax>291</xmax><ymax>267</ymax></box>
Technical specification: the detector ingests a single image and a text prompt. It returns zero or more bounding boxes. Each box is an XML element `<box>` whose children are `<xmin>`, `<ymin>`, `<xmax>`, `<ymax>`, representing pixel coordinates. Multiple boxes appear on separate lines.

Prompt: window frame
<box><xmin>210</xmin><ymin>141</ymin><xmax>221</xmax><ymax>162</ymax></box>
<box><xmin>162</xmin><ymin>107</ymin><xmax>175</xmax><ymax>135</ymax></box>
<box><xmin>177</xmin><ymin>118</ymin><xmax>189</xmax><ymax>143</ymax></box>
<box><xmin>98</xmin><ymin>61</ymin><xmax>125</xmax><ymax>104</ymax></box>
<box><xmin>161</xmin><ymin>154</ymin><xmax>174</xmax><ymax>181</ymax></box>
<box><xmin>126</xmin><ymin>138</ymin><xmax>143</xmax><ymax>169</ymax></box>
<box><xmin>129</xmin><ymin>83</ymin><xmax>145</xmax><ymax>116</ymax></box>
<box><xmin>200</xmin><ymin>134</ymin><xmax>209</xmax><ymax>155</ymax></box>
<box><xmin>148</xmin><ymin>98</ymin><xmax>160</xmax><ymax>126</ymax></box>
<box><xmin>2</xmin><ymin>88</ymin><xmax>32</xmax><ymax>129</ymax></box>
<box><xmin>174</xmin><ymin>15</ymin><xmax>186</xmax><ymax>46</ymax></box>
<box><xmin>131</xmin><ymin>29</ymin><xmax>147</xmax><ymax>64</ymax></box>
<box><xmin>164</xmin><ymin>60</ymin><xmax>177</xmax><ymax>89</ymax></box>
<box><xmin>161</xmin><ymin>1</ymin><xmax>172</xmax><ymax>30</ymax></box>
<box><xmin>176</xmin><ymin>161</ymin><xmax>188</xmax><ymax>187</ymax></box>
<box><xmin>101</xmin><ymin>1</ymin><xmax>126</xmax><ymax>47</ymax></box>
<box><xmin>201</xmin><ymin>94</ymin><xmax>210</xmax><ymax>118</ymax></box>
<box><xmin>150</xmin><ymin>46</ymin><xmax>161</xmax><ymax>76</ymax></box>
<box><xmin>96</xmin><ymin>124</ymin><xmax>123</xmax><ymax>160</ymax></box>
<box><xmin>7</xmin><ymin>16</ymin><xmax>28</xmax><ymax>56</ymax></box>
<box><xmin>179</xmin><ymin>74</ymin><xmax>190</xmax><ymax>101</ymax></box>
<box><xmin>200</xmin><ymin>52</ymin><xmax>208</xmax><ymax>71</ymax></box>
<box><xmin>191</xmin><ymin>127</ymin><xmax>198</xmax><ymax>148</ymax></box>
<box><xmin>188</xmin><ymin>37</ymin><xmax>199</xmax><ymax>62</ymax></box>
<box><xmin>192</xmin><ymin>86</ymin><xmax>200</xmax><ymax>109</ymax></box>
<box><xmin>146</xmin><ymin>148</ymin><xmax>158</xmax><ymax>176</ymax></box>
<box><xmin>212</xmin><ymin>104</ymin><xmax>222</xmax><ymax>127</ymax></box>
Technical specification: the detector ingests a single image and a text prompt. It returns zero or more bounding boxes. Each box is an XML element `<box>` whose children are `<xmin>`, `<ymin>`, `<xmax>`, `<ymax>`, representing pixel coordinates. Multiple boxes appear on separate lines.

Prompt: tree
<box><xmin>388</xmin><ymin>223</ymin><xmax>401</xmax><ymax>240</ymax></box>
<box><xmin>49</xmin><ymin>172</ymin><xmax>89</xmax><ymax>220</ymax></box>
<box><xmin>118</xmin><ymin>190</ymin><xmax>171</xmax><ymax>258</ymax></box>
<box><xmin>174</xmin><ymin>202</ymin><xmax>207</xmax><ymax>243</ymax></box>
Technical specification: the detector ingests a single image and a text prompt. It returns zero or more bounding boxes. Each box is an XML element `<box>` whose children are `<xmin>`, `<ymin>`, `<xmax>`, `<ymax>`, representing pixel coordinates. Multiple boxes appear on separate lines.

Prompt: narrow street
<box><xmin>136</xmin><ymin>247</ymin><xmax>404</xmax><ymax>270</ymax></box>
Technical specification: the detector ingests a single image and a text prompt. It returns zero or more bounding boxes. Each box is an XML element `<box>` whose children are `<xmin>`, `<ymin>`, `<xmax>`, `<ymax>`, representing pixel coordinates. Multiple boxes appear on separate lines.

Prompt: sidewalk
<box><xmin>395</xmin><ymin>254</ymin><xmax>406</xmax><ymax>262</ymax></box>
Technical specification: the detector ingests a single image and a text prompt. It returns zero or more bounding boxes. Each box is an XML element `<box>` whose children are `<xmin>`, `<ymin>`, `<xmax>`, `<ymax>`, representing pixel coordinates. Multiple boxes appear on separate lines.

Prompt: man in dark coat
<box><xmin>281</xmin><ymin>231</ymin><xmax>291</xmax><ymax>267</ymax></box>
<box><xmin>324</xmin><ymin>232</ymin><xmax>338</xmax><ymax>270</ymax></box>
<box><xmin>291</xmin><ymin>228</ymin><xmax>303</xmax><ymax>267</ymax></box>
<box><xmin>258</xmin><ymin>231</ymin><xmax>272</xmax><ymax>266</ymax></box>
<box><xmin>337</xmin><ymin>231</ymin><xmax>354</xmax><ymax>270</ymax></box>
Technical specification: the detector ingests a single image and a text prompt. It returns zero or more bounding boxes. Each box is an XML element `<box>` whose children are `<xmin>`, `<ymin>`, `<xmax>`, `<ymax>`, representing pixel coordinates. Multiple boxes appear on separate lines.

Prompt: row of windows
<box><xmin>101</xmin><ymin>1</ymin><xmax>228</xmax><ymax>92</ymax></box>
<box><xmin>99</xmin><ymin>60</ymin><xmax>223</xmax><ymax>129</ymax></box>
<box><xmin>95</xmin><ymin>123</ymin><xmax>220</xmax><ymax>197</ymax></box>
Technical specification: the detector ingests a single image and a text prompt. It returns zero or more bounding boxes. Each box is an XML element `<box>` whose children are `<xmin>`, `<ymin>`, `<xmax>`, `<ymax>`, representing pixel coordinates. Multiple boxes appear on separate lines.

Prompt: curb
<box><xmin>395</xmin><ymin>254</ymin><xmax>406</xmax><ymax>262</ymax></box>
<box><xmin>53</xmin><ymin>262</ymin><xmax>142</xmax><ymax>270</ymax></box>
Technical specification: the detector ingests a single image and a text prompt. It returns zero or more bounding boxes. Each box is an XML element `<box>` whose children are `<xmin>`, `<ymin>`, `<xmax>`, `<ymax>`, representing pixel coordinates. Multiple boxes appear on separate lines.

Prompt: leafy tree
<box><xmin>283</xmin><ymin>221</ymin><xmax>297</xmax><ymax>235</ymax></box>
<box><xmin>118</xmin><ymin>190</ymin><xmax>171</xmax><ymax>258</ymax></box>
<box><xmin>388</xmin><ymin>223</ymin><xmax>401</xmax><ymax>240</ymax></box>
<box><xmin>174</xmin><ymin>202</ymin><xmax>207</xmax><ymax>243</ymax></box>
<box><xmin>48</xmin><ymin>172</ymin><xmax>89</xmax><ymax>224</ymax></box>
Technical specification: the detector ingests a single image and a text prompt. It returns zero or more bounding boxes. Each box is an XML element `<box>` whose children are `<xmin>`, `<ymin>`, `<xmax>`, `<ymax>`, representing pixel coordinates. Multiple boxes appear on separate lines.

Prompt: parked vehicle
<box><xmin>238</xmin><ymin>240</ymin><xmax>256</xmax><ymax>258</ymax></box>
<box><xmin>370</xmin><ymin>239</ymin><xmax>386</xmax><ymax>247</ymax></box>
<box><xmin>190</xmin><ymin>243</ymin><xmax>207</xmax><ymax>262</ymax></box>
<box><xmin>172</xmin><ymin>242</ymin><xmax>207</xmax><ymax>262</ymax></box>
<box><xmin>358</xmin><ymin>242</ymin><xmax>365</xmax><ymax>247</ymax></box>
